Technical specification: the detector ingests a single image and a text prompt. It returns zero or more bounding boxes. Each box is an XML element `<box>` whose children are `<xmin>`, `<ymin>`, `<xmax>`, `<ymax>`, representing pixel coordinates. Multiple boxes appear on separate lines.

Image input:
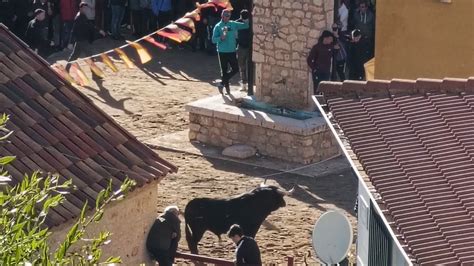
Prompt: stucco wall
<box><xmin>357</xmin><ymin>180</ymin><xmax>410</xmax><ymax>266</ymax></box>
<box><xmin>253</xmin><ymin>0</ymin><xmax>334</xmax><ymax>109</ymax></box>
<box><xmin>49</xmin><ymin>180</ymin><xmax>160</xmax><ymax>265</ymax></box>
<box><xmin>375</xmin><ymin>0</ymin><xmax>474</xmax><ymax>79</ymax></box>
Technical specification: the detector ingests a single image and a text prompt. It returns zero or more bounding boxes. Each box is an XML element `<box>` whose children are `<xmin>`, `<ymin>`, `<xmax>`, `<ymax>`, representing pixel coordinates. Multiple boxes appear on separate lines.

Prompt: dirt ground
<box><xmin>51</xmin><ymin>38</ymin><xmax>358</xmax><ymax>265</ymax></box>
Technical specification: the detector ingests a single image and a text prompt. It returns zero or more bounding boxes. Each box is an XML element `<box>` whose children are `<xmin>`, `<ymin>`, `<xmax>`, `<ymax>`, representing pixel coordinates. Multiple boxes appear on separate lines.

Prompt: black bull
<box><xmin>184</xmin><ymin>185</ymin><xmax>292</xmax><ymax>254</ymax></box>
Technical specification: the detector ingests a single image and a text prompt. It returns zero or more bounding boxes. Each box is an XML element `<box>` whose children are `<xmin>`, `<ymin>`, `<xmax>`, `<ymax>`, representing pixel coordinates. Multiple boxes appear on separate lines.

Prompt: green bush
<box><xmin>0</xmin><ymin>114</ymin><xmax>136</xmax><ymax>265</ymax></box>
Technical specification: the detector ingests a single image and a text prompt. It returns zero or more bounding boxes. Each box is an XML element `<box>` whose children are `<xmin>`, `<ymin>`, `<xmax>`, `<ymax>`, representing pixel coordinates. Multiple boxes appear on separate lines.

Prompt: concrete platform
<box><xmin>146</xmin><ymin>129</ymin><xmax>350</xmax><ymax>178</ymax></box>
<box><xmin>185</xmin><ymin>93</ymin><xmax>340</xmax><ymax>164</ymax></box>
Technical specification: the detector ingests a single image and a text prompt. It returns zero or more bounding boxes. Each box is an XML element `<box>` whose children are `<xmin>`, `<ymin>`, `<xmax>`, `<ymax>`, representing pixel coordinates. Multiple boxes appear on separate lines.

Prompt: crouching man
<box><xmin>146</xmin><ymin>206</ymin><xmax>181</xmax><ymax>266</ymax></box>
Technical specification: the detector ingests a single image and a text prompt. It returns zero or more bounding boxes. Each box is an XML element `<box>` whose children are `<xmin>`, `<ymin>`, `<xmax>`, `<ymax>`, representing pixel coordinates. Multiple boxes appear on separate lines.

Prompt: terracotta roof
<box><xmin>320</xmin><ymin>77</ymin><xmax>474</xmax><ymax>265</ymax></box>
<box><xmin>0</xmin><ymin>25</ymin><xmax>177</xmax><ymax>226</ymax></box>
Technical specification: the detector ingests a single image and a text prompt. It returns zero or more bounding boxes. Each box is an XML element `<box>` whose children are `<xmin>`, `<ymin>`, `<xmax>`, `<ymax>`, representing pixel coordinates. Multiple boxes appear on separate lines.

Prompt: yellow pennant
<box><xmin>70</xmin><ymin>63</ymin><xmax>90</xmax><ymax>86</ymax></box>
<box><xmin>175</xmin><ymin>17</ymin><xmax>196</xmax><ymax>33</ymax></box>
<box><xmin>52</xmin><ymin>64</ymin><xmax>76</xmax><ymax>85</ymax></box>
<box><xmin>212</xmin><ymin>0</ymin><xmax>232</xmax><ymax>9</ymax></box>
<box><xmin>114</xmin><ymin>48</ymin><xmax>135</xmax><ymax>68</ymax></box>
<box><xmin>126</xmin><ymin>41</ymin><xmax>152</xmax><ymax>64</ymax></box>
<box><xmin>85</xmin><ymin>59</ymin><xmax>105</xmax><ymax>78</ymax></box>
<box><xmin>184</xmin><ymin>9</ymin><xmax>201</xmax><ymax>22</ymax></box>
<box><xmin>100</xmin><ymin>53</ymin><xmax>119</xmax><ymax>72</ymax></box>
<box><xmin>160</xmin><ymin>24</ymin><xmax>192</xmax><ymax>42</ymax></box>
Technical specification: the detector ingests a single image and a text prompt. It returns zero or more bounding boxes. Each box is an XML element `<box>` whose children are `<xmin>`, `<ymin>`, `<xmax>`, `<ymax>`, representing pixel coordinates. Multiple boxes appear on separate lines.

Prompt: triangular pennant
<box><xmin>175</xmin><ymin>17</ymin><xmax>196</xmax><ymax>33</ymax></box>
<box><xmin>114</xmin><ymin>48</ymin><xmax>135</xmax><ymax>68</ymax></box>
<box><xmin>184</xmin><ymin>9</ymin><xmax>201</xmax><ymax>22</ymax></box>
<box><xmin>158</xmin><ymin>24</ymin><xmax>192</xmax><ymax>43</ymax></box>
<box><xmin>70</xmin><ymin>63</ymin><xmax>90</xmax><ymax>86</ymax></box>
<box><xmin>197</xmin><ymin>2</ymin><xmax>218</xmax><ymax>12</ymax></box>
<box><xmin>52</xmin><ymin>63</ymin><xmax>76</xmax><ymax>84</ymax></box>
<box><xmin>212</xmin><ymin>0</ymin><xmax>232</xmax><ymax>9</ymax></box>
<box><xmin>85</xmin><ymin>59</ymin><xmax>105</xmax><ymax>78</ymax></box>
<box><xmin>126</xmin><ymin>41</ymin><xmax>152</xmax><ymax>64</ymax></box>
<box><xmin>157</xmin><ymin>30</ymin><xmax>182</xmax><ymax>43</ymax></box>
<box><xmin>100</xmin><ymin>53</ymin><xmax>119</xmax><ymax>72</ymax></box>
<box><xmin>144</xmin><ymin>36</ymin><xmax>167</xmax><ymax>50</ymax></box>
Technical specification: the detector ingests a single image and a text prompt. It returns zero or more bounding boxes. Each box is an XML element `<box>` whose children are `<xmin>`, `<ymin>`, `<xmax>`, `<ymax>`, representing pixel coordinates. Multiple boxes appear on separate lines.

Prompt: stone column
<box><xmin>252</xmin><ymin>0</ymin><xmax>333</xmax><ymax>110</ymax></box>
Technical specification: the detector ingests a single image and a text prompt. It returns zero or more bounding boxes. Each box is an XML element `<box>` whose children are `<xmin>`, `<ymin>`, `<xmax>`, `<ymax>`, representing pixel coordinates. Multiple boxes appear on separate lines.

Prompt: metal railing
<box><xmin>175</xmin><ymin>252</ymin><xmax>295</xmax><ymax>266</ymax></box>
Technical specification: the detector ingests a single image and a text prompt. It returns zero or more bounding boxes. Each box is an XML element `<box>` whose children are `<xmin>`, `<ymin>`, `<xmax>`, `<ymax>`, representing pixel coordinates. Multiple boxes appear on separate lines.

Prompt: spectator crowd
<box><xmin>307</xmin><ymin>0</ymin><xmax>376</xmax><ymax>93</ymax></box>
<box><xmin>0</xmin><ymin>0</ymin><xmax>250</xmax><ymax>58</ymax></box>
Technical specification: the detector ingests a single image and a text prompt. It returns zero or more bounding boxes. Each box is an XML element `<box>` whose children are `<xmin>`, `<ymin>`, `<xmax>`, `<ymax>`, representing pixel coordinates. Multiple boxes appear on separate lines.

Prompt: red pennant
<box><xmin>144</xmin><ymin>36</ymin><xmax>167</xmax><ymax>50</ymax></box>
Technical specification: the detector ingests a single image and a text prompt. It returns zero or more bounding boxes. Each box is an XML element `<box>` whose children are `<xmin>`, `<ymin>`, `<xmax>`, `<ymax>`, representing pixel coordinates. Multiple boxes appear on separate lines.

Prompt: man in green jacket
<box><xmin>212</xmin><ymin>9</ymin><xmax>249</xmax><ymax>95</ymax></box>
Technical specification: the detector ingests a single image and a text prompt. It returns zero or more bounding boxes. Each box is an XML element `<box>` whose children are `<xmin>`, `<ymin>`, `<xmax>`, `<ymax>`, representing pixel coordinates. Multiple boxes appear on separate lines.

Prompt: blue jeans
<box><xmin>111</xmin><ymin>5</ymin><xmax>125</xmax><ymax>37</ymax></box>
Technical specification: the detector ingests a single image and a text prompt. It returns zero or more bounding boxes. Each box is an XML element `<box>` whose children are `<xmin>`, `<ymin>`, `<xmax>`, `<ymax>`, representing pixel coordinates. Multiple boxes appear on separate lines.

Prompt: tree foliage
<box><xmin>0</xmin><ymin>114</ymin><xmax>136</xmax><ymax>265</ymax></box>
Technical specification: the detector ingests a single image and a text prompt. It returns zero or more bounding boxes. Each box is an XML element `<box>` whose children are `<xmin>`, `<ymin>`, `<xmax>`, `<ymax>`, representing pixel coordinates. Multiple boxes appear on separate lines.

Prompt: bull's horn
<box><xmin>287</xmin><ymin>186</ymin><xmax>295</xmax><ymax>195</ymax></box>
<box><xmin>280</xmin><ymin>186</ymin><xmax>295</xmax><ymax>196</ymax></box>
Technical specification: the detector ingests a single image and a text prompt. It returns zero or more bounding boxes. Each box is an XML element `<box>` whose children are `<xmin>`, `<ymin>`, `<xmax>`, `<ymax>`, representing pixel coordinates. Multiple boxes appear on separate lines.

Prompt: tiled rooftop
<box><xmin>320</xmin><ymin>77</ymin><xmax>474</xmax><ymax>265</ymax></box>
<box><xmin>0</xmin><ymin>25</ymin><xmax>177</xmax><ymax>226</ymax></box>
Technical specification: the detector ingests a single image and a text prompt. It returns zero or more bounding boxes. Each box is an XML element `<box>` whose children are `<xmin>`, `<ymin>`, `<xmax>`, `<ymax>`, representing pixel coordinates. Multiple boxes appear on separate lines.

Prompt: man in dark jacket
<box><xmin>65</xmin><ymin>2</ymin><xmax>105</xmax><ymax>74</ymax></box>
<box><xmin>236</xmin><ymin>9</ymin><xmax>251</xmax><ymax>92</ymax></box>
<box><xmin>25</xmin><ymin>9</ymin><xmax>49</xmax><ymax>57</ymax></box>
<box><xmin>13</xmin><ymin>0</ymin><xmax>34</xmax><ymax>40</ymax></box>
<box><xmin>146</xmin><ymin>206</ymin><xmax>181</xmax><ymax>266</ymax></box>
<box><xmin>307</xmin><ymin>30</ymin><xmax>337</xmax><ymax>94</ymax></box>
<box><xmin>228</xmin><ymin>224</ymin><xmax>262</xmax><ymax>266</ymax></box>
<box><xmin>0</xmin><ymin>0</ymin><xmax>16</xmax><ymax>30</ymax></box>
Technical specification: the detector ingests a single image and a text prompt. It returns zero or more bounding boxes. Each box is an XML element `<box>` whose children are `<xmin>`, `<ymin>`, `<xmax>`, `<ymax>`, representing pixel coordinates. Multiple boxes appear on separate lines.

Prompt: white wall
<box><xmin>49</xmin><ymin>180</ymin><xmax>161</xmax><ymax>265</ymax></box>
<box><xmin>356</xmin><ymin>180</ymin><xmax>410</xmax><ymax>266</ymax></box>
<box><xmin>356</xmin><ymin>180</ymin><xmax>371</xmax><ymax>265</ymax></box>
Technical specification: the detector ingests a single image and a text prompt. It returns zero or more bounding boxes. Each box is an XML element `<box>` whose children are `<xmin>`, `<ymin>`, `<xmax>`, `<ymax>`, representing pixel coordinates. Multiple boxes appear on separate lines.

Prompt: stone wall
<box><xmin>253</xmin><ymin>0</ymin><xmax>333</xmax><ymax>109</ymax></box>
<box><xmin>189</xmin><ymin>112</ymin><xmax>339</xmax><ymax>164</ymax></box>
<box><xmin>49</xmin><ymin>180</ymin><xmax>161</xmax><ymax>265</ymax></box>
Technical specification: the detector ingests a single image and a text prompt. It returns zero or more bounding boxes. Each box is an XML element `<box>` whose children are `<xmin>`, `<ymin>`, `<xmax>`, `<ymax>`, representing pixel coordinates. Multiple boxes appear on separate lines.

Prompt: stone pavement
<box><xmin>144</xmin><ymin>129</ymin><xmax>351</xmax><ymax>178</ymax></box>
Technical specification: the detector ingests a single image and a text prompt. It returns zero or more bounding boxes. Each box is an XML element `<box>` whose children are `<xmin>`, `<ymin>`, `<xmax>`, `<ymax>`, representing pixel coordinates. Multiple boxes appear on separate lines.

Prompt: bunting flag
<box><xmin>158</xmin><ymin>24</ymin><xmax>192</xmax><ymax>43</ymax></box>
<box><xmin>175</xmin><ymin>17</ymin><xmax>196</xmax><ymax>33</ymax></box>
<box><xmin>100</xmin><ymin>53</ymin><xmax>119</xmax><ymax>72</ymax></box>
<box><xmin>197</xmin><ymin>2</ymin><xmax>219</xmax><ymax>12</ymax></box>
<box><xmin>85</xmin><ymin>59</ymin><xmax>105</xmax><ymax>78</ymax></box>
<box><xmin>126</xmin><ymin>41</ymin><xmax>152</xmax><ymax>64</ymax></box>
<box><xmin>114</xmin><ymin>48</ymin><xmax>135</xmax><ymax>68</ymax></box>
<box><xmin>144</xmin><ymin>36</ymin><xmax>167</xmax><ymax>50</ymax></box>
<box><xmin>52</xmin><ymin>64</ymin><xmax>76</xmax><ymax>84</ymax></box>
<box><xmin>184</xmin><ymin>9</ymin><xmax>201</xmax><ymax>22</ymax></box>
<box><xmin>70</xmin><ymin>63</ymin><xmax>90</xmax><ymax>86</ymax></box>
<box><xmin>56</xmin><ymin>0</ymin><xmax>232</xmax><ymax>85</ymax></box>
<box><xmin>212</xmin><ymin>0</ymin><xmax>233</xmax><ymax>9</ymax></box>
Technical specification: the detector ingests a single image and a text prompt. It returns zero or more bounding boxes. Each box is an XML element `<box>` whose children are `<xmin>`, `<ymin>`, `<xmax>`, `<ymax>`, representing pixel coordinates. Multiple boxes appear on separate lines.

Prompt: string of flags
<box><xmin>51</xmin><ymin>0</ymin><xmax>232</xmax><ymax>86</ymax></box>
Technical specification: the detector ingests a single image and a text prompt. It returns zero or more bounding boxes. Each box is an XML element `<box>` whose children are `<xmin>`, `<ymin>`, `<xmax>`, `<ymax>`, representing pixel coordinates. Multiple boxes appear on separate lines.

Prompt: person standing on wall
<box><xmin>236</xmin><ymin>9</ymin><xmax>251</xmax><ymax>92</ymax></box>
<box><xmin>331</xmin><ymin>23</ymin><xmax>348</xmax><ymax>81</ymax></box>
<box><xmin>227</xmin><ymin>224</ymin><xmax>262</xmax><ymax>266</ymax></box>
<box><xmin>110</xmin><ymin>0</ymin><xmax>127</xmax><ymax>40</ymax></box>
<box><xmin>351</xmin><ymin>0</ymin><xmax>375</xmax><ymax>58</ymax></box>
<box><xmin>212</xmin><ymin>9</ymin><xmax>249</xmax><ymax>95</ymax></box>
<box><xmin>25</xmin><ymin>9</ymin><xmax>49</xmax><ymax>57</ymax></box>
<box><xmin>146</xmin><ymin>206</ymin><xmax>181</xmax><ymax>266</ymax></box>
<box><xmin>348</xmin><ymin>29</ymin><xmax>370</xmax><ymax>80</ymax></box>
<box><xmin>65</xmin><ymin>2</ymin><xmax>106</xmax><ymax>76</ymax></box>
<box><xmin>307</xmin><ymin>30</ymin><xmax>337</xmax><ymax>94</ymax></box>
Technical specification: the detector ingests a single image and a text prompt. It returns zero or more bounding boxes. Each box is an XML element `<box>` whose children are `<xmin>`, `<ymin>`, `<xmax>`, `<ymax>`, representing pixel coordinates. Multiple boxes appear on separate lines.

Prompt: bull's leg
<box><xmin>185</xmin><ymin>224</ymin><xmax>206</xmax><ymax>254</ymax></box>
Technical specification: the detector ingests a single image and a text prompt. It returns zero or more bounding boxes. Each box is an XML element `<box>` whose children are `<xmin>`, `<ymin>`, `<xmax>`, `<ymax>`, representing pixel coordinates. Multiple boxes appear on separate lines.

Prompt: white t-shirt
<box><xmin>338</xmin><ymin>3</ymin><xmax>349</xmax><ymax>31</ymax></box>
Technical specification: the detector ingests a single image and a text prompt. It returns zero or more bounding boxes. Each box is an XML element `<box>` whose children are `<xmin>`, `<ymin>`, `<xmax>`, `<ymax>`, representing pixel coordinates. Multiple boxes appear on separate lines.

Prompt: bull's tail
<box><xmin>185</xmin><ymin>220</ymin><xmax>199</xmax><ymax>254</ymax></box>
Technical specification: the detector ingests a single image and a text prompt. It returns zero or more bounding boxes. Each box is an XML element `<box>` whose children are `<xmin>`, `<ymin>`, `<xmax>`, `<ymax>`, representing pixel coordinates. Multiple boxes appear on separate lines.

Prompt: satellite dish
<box><xmin>312</xmin><ymin>211</ymin><xmax>353</xmax><ymax>265</ymax></box>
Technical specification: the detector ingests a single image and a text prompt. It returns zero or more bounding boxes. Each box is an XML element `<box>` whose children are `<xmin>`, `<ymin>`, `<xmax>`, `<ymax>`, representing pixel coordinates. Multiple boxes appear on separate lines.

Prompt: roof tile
<box><xmin>323</xmin><ymin>77</ymin><xmax>474</xmax><ymax>264</ymax></box>
<box><xmin>0</xmin><ymin>25</ymin><xmax>177</xmax><ymax>227</ymax></box>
